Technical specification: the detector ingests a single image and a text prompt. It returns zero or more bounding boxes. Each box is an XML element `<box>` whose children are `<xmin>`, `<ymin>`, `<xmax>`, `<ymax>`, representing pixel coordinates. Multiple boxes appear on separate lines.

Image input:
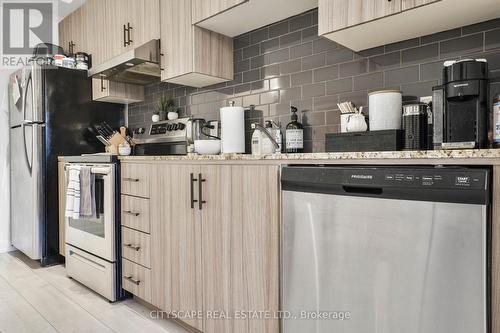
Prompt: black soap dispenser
<box><xmin>285</xmin><ymin>106</ymin><xmax>304</xmax><ymax>153</ymax></box>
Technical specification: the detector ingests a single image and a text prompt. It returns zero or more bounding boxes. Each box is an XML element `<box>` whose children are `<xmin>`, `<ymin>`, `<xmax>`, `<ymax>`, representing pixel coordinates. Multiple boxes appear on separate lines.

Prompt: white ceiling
<box><xmin>58</xmin><ymin>0</ymin><xmax>87</xmax><ymax>21</ymax></box>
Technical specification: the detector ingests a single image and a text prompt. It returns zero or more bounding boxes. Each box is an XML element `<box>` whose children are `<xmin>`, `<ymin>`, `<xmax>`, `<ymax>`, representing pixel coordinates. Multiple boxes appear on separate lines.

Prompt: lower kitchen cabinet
<box><xmin>142</xmin><ymin>162</ymin><xmax>280</xmax><ymax>333</ymax></box>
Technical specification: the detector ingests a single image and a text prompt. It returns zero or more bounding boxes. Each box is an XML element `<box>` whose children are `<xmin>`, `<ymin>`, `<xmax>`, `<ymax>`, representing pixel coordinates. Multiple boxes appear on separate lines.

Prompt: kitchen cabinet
<box><xmin>137</xmin><ymin>162</ymin><xmax>280</xmax><ymax>333</ymax></box>
<box><xmin>58</xmin><ymin>8</ymin><xmax>83</xmax><ymax>55</ymax></box>
<box><xmin>318</xmin><ymin>0</ymin><xmax>402</xmax><ymax>33</ymax></box>
<box><xmin>319</xmin><ymin>0</ymin><xmax>500</xmax><ymax>51</ymax></box>
<box><xmin>104</xmin><ymin>0</ymin><xmax>160</xmax><ymax>61</ymax></box>
<box><xmin>191</xmin><ymin>0</ymin><xmax>247</xmax><ymax>24</ymax></box>
<box><xmin>192</xmin><ymin>0</ymin><xmax>317</xmax><ymax>37</ymax></box>
<box><xmin>92</xmin><ymin>78</ymin><xmax>144</xmax><ymax>104</ymax></box>
<box><xmin>401</xmin><ymin>0</ymin><xmax>440</xmax><ymax>10</ymax></box>
<box><xmin>160</xmin><ymin>0</ymin><xmax>233</xmax><ymax>88</ymax></box>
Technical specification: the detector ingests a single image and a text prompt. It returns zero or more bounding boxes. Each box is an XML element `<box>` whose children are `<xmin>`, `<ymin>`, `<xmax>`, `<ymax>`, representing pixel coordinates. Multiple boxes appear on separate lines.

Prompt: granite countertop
<box><xmin>118</xmin><ymin>149</ymin><xmax>500</xmax><ymax>162</ymax></box>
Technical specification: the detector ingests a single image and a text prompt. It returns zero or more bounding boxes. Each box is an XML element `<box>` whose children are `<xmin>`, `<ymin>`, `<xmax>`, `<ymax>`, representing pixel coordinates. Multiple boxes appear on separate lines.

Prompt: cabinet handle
<box><xmin>123</xmin><ymin>177</ymin><xmax>139</xmax><ymax>182</ymax></box>
<box><xmin>124</xmin><ymin>243</ymin><xmax>141</xmax><ymax>251</ymax></box>
<box><xmin>124</xmin><ymin>275</ymin><xmax>141</xmax><ymax>285</ymax></box>
<box><xmin>123</xmin><ymin>210</ymin><xmax>140</xmax><ymax>217</ymax></box>
<box><xmin>190</xmin><ymin>173</ymin><xmax>198</xmax><ymax>209</ymax></box>
<box><xmin>69</xmin><ymin>41</ymin><xmax>75</xmax><ymax>55</ymax></box>
<box><xmin>100</xmin><ymin>76</ymin><xmax>106</xmax><ymax>92</ymax></box>
<box><xmin>123</xmin><ymin>24</ymin><xmax>127</xmax><ymax>47</ymax></box>
<box><xmin>127</xmin><ymin>22</ymin><xmax>133</xmax><ymax>45</ymax></box>
<box><xmin>198</xmin><ymin>173</ymin><xmax>206</xmax><ymax>210</ymax></box>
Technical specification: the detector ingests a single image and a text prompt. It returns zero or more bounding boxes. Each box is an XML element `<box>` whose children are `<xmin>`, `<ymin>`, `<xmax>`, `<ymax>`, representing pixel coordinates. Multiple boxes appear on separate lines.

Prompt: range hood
<box><xmin>88</xmin><ymin>40</ymin><xmax>161</xmax><ymax>85</ymax></box>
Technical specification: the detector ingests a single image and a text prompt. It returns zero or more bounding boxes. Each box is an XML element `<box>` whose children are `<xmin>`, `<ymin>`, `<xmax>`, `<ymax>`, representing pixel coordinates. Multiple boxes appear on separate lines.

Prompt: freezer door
<box><xmin>10</xmin><ymin>123</ymin><xmax>44</xmax><ymax>260</ymax></box>
<box><xmin>8</xmin><ymin>69</ymin><xmax>26</xmax><ymax>127</ymax></box>
<box><xmin>282</xmin><ymin>191</ymin><xmax>487</xmax><ymax>333</ymax></box>
<box><xmin>9</xmin><ymin>65</ymin><xmax>43</xmax><ymax>127</ymax></box>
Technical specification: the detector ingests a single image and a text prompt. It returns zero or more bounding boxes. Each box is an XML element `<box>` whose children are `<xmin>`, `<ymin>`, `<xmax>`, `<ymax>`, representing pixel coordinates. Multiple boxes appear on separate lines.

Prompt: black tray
<box><xmin>325</xmin><ymin>130</ymin><xmax>404</xmax><ymax>152</ymax></box>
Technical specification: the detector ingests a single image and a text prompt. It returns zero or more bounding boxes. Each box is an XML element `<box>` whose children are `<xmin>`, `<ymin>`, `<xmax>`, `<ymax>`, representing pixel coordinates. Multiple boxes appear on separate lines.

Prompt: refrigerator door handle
<box><xmin>22</xmin><ymin>72</ymin><xmax>32</xmax><ymax>121</ymax></box>
<box><xmin>22</xmin><ymin>122</ymin><xmax>33</xmax><ymax>175</ymax></box>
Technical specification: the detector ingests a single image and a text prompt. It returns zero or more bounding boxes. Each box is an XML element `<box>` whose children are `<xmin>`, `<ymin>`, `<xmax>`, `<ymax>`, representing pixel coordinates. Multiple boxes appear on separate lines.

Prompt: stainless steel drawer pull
<box><xmin>124</xmin><ymin>275</ymin><xmax>141</xmax><ymax>285</ymax></box>
<box><xmin>123</xmin><ymin>210</ymin><xmax>140</xmax><ymax>217</ymax></box>
<box><xmin>123</xmin><ymin>177</ymin><xmax>139</xmax><ymax>182</ymax></box>
<box><xmin>124</xmin><ymin>243</ymin><xmax>141</xmax><ymax>251</ymax></box>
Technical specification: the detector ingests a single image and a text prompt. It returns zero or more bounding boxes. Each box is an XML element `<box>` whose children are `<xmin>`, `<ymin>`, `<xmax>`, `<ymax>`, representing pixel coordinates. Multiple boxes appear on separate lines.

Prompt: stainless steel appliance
<box><xmin>88</xmin><ymin>40</ymin><xmax>160</xmax><ymax>85</ymax></box>
<box><xmin>282</xmin><ymin>166</ymin><xmax>490</xmax><ymax>333</ymax></box>
<box><xmin>433</xmin><ymin>59</ymin><xmax>489</xmax><ymax>149</ymax></box>
<box><xmin>63</xmin><ymin>155</ymin><xmax>124</xmax><ymax>302</ymax></box>
<box><xmin>8</xmin><ymin>63</ymin><xmax>123</xmax><ymax>264</ymax></box>
<box><xmin>133</xmin><ymin>117</ymin><xmax>190</xmax><ymax>155</ymax></box>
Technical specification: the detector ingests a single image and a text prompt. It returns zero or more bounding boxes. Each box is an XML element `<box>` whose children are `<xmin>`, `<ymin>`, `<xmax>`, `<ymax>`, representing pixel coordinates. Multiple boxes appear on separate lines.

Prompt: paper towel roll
<box><xmin>220</xmin><ymin>106</ymin><xmax>245</xmax><ymax>153</ymax></box>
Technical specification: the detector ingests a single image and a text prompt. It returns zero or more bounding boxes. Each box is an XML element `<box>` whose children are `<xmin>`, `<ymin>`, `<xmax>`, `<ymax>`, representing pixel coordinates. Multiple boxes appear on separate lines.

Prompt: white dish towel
<box><xmin>65</xmin><ymin>165</ymin><xmax>81</xmax><ymax>219</ymax></box>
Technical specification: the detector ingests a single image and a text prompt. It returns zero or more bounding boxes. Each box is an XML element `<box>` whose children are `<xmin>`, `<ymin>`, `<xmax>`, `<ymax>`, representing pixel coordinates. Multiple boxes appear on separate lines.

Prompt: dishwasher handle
<box><xmin>342</xmin><ymin>185</ymin><xmax>383</xmax><ymax>195</ymax></box>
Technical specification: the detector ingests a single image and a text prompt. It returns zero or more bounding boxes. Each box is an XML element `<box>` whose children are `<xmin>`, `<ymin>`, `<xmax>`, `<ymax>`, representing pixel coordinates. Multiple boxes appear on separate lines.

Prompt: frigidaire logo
<box><xmin>453</xmin><ymin>83</ymin><xmax>469</xmax><ymax>88</ymax></box>
<box><xmin>351</xmin><ymin>174</ymin><xmax>373</xmax><ymax>179</ymax></box>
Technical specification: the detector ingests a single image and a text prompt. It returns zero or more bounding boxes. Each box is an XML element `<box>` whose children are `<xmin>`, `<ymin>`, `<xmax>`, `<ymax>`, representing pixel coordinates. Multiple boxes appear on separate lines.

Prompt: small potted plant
<box><xmin>166</xmin><ymin>96</ymin><xmax>179</xmax><ymax>120</ymax></box>
<box><xmin>156</xmin><ymin>95</ymin><xmax>168</xmax><ymax>121</ymax></box>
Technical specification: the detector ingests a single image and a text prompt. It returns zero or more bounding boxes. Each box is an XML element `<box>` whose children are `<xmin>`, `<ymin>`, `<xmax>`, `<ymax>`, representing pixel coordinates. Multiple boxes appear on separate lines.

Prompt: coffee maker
<box><xmin>433</xmin><ymin>59</ymin><xmax>489</xmax><ymax>149</ymax></box>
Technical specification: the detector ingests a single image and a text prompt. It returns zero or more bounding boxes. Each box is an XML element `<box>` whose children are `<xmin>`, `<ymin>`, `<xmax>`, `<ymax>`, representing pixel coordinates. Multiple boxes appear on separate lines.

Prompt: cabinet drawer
<box><xmin>121</xmin><ymin>227</ymin><xmax>151</xmax><ymax>268</ymax></box>
<box><xmin>121</xmin><ymin>163</ymin><xmax>151</xmax><ymax>198</ymax></box>
<box><xmin>121</xmin><ymin>195</ymin><xmax>150</xmax><ymax>233</ymax></box>
<box><xmin>122</xmin><ymin>258</ymin><xmax>151</xmax><ymax>302</ymax></box>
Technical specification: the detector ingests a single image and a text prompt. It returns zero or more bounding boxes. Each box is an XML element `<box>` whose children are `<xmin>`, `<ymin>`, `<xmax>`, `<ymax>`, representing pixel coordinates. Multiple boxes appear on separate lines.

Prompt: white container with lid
<box><xmin>368</xmin><ymin>89</ymin><xmax>402</xmax><ymax>131</ymax></box>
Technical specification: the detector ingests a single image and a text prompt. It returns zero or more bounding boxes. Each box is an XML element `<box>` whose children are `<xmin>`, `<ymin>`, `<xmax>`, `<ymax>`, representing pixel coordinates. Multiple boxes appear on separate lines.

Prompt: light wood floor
<box><xmin>0</xmin><ymin>251</ymin><xmax>190</xmax><ymax>333</ymax></box>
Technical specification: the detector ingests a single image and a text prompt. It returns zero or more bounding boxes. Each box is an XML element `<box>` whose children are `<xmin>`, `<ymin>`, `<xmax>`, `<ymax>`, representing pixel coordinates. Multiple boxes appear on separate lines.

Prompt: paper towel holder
<box><xmin>229</xmin><ymin>100</ymin><xmax>236</xmax><ymax>107</ymax></box>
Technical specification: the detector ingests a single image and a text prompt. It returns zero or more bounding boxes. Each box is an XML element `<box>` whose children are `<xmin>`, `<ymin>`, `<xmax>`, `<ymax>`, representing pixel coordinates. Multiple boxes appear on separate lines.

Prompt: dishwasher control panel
<box><xmin>348</xmin><ymin>168</ymin><xmax>487</xmax><ymax>189</ymax></box>
<box><xmin>282</xmin><ymin>166</ymin><xmax>490</xmax><ymax>205</ymax></box>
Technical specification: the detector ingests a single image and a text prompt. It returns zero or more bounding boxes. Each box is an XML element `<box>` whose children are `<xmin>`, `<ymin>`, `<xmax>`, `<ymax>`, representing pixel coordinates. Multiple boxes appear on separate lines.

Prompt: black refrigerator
<box><xmin>9</xmin><ymin>63</ymin><xmax>123</xmax><ymax>265</ymax></box>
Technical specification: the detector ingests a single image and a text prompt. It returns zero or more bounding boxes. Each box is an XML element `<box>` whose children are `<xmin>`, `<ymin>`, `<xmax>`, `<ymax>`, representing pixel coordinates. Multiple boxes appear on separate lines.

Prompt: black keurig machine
<box><xmin>433</xmin><ymin>59</ymin><xmax>489</xmax><ymax>149</ymax></box>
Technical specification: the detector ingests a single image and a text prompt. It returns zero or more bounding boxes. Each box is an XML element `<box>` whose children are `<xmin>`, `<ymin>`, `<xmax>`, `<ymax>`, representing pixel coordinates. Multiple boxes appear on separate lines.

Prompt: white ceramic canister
<box><xmin>368</xmin><ymin>89</ymin><xmax>402</xmax><ymax>131</ymax></box>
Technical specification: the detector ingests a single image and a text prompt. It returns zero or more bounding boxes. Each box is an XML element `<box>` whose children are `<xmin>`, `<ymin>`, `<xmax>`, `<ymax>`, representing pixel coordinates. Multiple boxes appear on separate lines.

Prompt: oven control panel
<box><xmin>133</xmin><ymin>117</ymin><xmax>190</xmax><ymax>144</ymax></box>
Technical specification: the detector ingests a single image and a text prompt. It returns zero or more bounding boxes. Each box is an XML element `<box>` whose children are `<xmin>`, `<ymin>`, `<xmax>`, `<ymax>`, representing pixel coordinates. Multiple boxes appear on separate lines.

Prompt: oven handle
<box><xmin>64</xmin><ymin>165</ymin><xmax>111</xmax><ymax>175</ymax></box>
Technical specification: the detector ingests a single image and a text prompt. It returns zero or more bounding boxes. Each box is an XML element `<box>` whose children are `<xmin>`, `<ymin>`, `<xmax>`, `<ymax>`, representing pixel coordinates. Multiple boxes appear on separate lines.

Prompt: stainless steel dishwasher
<box><xmin>281</xmin><ymin>166</ymin><xmax>490</xmax><ymax>333</ymax></box>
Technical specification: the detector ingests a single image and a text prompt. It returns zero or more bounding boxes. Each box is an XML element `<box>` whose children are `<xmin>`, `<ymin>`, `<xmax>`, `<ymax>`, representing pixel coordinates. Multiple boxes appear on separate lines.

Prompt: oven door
<box><xmin>65</xmin><ymin>163</ymin><xmax>116</xmax><ymax>262</ymax></box>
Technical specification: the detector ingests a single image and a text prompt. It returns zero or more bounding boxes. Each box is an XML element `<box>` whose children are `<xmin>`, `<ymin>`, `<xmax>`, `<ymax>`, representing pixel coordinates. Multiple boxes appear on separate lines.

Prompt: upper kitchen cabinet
<box><xmin>58</xmin><ymin>7</ymin><xmax>83</xmax><ymax>55</ymax></box>
<box><xmin>319</xmin><ymin>0</ymin><xmax>500</xmax><ymax>51</ymax></box>
<box><xmin>103</xmin><ymin>0</ymin><xmax>160</xmax><ymax>62</ymax></box>
<box><xmin>401</xmin><ymin>0</ymin><xmax>440</xmax><ymax>10</ymax></box>
<box><xmin>192</xmin><ymin>0</ymin><xmax>318</xmax><ymax>37</ymax></box>
<box><xmin>160</xmin><ymin>0</ymin><xmax>234</xmax><ymax>88</ymax></box>
<box><xmin>318</xmin><ymin>0</ymin><xmax>401</xmax><ymax>33</ymax></box>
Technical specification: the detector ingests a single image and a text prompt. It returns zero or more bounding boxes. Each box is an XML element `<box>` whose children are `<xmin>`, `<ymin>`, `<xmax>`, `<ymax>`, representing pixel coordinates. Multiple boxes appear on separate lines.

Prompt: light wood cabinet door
<box><xmin>92</xmin><ymin>78</ymin><xmax>144</xmax><ymax>104</ymax></box>
<box><xmin>124</xmin><ymin>0</ymin><xmax>160</xmax><ymax>51</ymax></box>
<box><xmin>104</xmin><ymin>0</ymin><xmax>128</xmax><ymax>61</ymax></box>
<box><xmin>230</xmin><ymin>165</ymin><xmax>280</xmax><ymax>333</ymax></box>
<box><xmin>191</xmin><ymin>0</ymin><xmax>247</xmax><ymax>24</ymax></box>
<box><xmin>82</xmin><ymin>0</ymin><xmax>108</xmax><ymax>67</ymax></box>
<box><xmin>200</xmin><ymin>165</ymin><xmax>233</xmax><ymax>333</ymax></box>
<box><xmin>59</xmin><ymin>9</ymin><xmax>83</xmax><ymax>55</ymax></box>
<box><xmin>402</xmin><ymin>0</ymin><xmax>440</xmax><ymax>10</ymax></box>
<box><xmin>319</xmin><ymin>0</ymin><xmax>402</xmax><ymax>34</ymax></box>
<box><xmin>151</xmin><ymin>164</ymin><xmax>203</xmax><ymax>331</ymax></box>
<box><xmin>160</xmin><ymin>0</ymin><xmax>233</xmax><ymax>87</ymax></box>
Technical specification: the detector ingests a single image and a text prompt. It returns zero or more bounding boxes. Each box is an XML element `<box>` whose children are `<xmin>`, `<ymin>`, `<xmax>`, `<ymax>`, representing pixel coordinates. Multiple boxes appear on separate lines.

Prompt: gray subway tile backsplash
<box><xmin>128</xmin><ymin>9</ymin><xmax>500</xmax><ymax>153</ymax></box>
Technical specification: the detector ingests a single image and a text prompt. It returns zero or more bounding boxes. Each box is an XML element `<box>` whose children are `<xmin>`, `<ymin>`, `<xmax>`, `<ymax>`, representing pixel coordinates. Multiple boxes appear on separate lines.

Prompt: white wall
<box><xmin>0</xmin><ymin>69</ymin><xmax>14</xmax><ymax>253</ymax></box>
